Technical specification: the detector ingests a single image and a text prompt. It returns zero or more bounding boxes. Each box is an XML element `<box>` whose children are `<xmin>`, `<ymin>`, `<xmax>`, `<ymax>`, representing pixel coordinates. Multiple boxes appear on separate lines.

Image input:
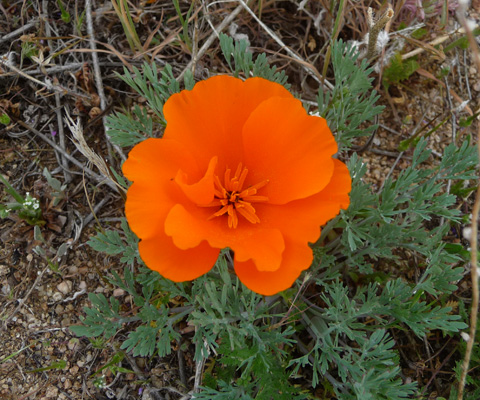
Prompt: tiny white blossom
<box><xmin>461</xmin><ymin>332</ymin><xmax>470</xmax><ymax>342</ymax></box>
<box><xmin>31</xmin><ymin>49</ymin><xmax>54</xmax><ymax>68</ymax></box>
<box><xmin>463</xmin><ymin>226</ymin><xmax>472</xmax><ymax>241</ymax></box>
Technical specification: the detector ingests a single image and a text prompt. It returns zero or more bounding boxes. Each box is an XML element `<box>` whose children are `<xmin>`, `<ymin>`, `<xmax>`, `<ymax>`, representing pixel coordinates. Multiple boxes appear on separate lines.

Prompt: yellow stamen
<box><xmin>203</xmin><ymin>163</ymin><xmax>269</xmax><ymax>228</ymax></box>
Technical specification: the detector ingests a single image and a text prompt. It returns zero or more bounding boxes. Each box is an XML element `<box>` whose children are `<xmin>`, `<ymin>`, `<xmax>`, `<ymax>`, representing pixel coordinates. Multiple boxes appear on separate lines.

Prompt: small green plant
<box><xmin>111</xmin><ymin>0</ymin><xmax>144</xmax><ymax>56</ymax></box>
<box><xmin>0</xmin><ymin>113</ymin><xmax>10</xmax><ymax>125</ymax></box>
<box><xmin>20</xmin><ymin>40</ymin><xmax>38</xmax><ymax>64</ymax></box>
<box><xmin>71</xmin><ymin>36</ymin><xmax>476</xmax><ymax>399</ymax></box>
<box><xmin>43</xmin><ymin>167</ymin><xmax>67</xmax><ymax>206</ymax></box>
<box><xmin>0</xmin><ymin>174</ymin><xmax>44</xmax><ymax>225</ymax></box>
<box><xmin>172</xmin><ymin>0</ymin><xmax>194</xmax><ymax>50</ymax></box>
<box><xmin>26</xmin><ymin>359</ymin><xmax>67</xmax><ymax>373</ymax></box>
<box><xmin>56</xmin><ymin>0</ymin><xmax>71</xmax><ymax>23</ymax></box>
<box><xmin>382</xmin><ymin>52</ymin><xmax>419</xmax><ymax>90</ymax></box>
<box><xmin>32</xmin><ymin>226</ymin><xmax>69</xmax><ymax>274</ymax></box>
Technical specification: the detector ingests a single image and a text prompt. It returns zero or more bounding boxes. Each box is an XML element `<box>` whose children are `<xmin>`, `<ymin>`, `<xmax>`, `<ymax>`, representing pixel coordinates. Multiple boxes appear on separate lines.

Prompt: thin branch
<box><xmin>42</xmin><ymin>0</ymin><xmax>71</xmax><ymax>184</ymax></box>
<box><xmin>457</xmin><ymin>2</ymin><xmax>480</xmax><ymax>399</ymax></box>
<box><xmin>0</xmin><ymin>58</ymin><xmax>82</xmax><ymax>97</ymax></box>
<box><xmin>85</xmin><ymin>0</ymin><xmax>126</xmax><ymax>163</ymax></box>
<box><xmin>14</xmin><ymin>118</ymin><xmax>119</xmax><ymax>192</ymax></box>
<box><xmin>178</xmin><ymin>3</ymin><xmax>245</xmax><ymax>81</ymax></box>
<box><xmin>0</xmin><ymin>21</ymin><xmax>37</xmax><ymax>43</ymax></box>
<box><xmin>2</xmin><ymin>266</ymin><xmax>49</xmax><ymax>330</ymax></box>
<box><xmin>236</xmin><ymin>0</ymin><xmax>333</xmax><ymax>90</ymax></box>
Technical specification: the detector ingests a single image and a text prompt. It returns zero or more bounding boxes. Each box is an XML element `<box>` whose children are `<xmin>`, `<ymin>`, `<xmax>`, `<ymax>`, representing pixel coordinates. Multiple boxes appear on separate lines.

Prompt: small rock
<box><xmin>68</xmin><ymin>265</ymin><xmax>78</xmax><ymax>275</ymax></box>
<box><xmin>52</xmin><ymin>292</ymin><xmax>63</xmax><ymax>302</ymax></box>
<box><xmin>68</xmin><ymin>338</ymin><xmax>79</xmax><ymax>351</ymax></box>
<box><xmin>45</xmin><ymin>386</ymin><xmax>58</xmax><ymax>398</ymax></box>
<box><xmin>113</xmin><ymin>288</ymin><xmax>125</xmax><ymax>297</ymax></box>
<box><xmin>151</xmin><ymin>375</ymin><xmax>164</xmax><ymax>389</ymax></box>
<box><xmin>1</xmin><ymin>283</ymin><xmax>11</xmax><ymax>296</ymax></box>
<box><xmin>57</xmin><ymin>280</ymin><xmax>72</xmax><ymax>295</ymax></box>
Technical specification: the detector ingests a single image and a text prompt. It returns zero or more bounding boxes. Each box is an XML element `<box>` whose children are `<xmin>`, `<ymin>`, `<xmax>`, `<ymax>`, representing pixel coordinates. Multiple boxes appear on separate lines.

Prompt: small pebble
<box><xmin>57</xmin><ymin>280</ymin><xmax>73</xmax><ymax>295</ymax></box>
<box><xmin>68</xmin><ymin>265</ymin><xmax>78</xmax><ymax>274</ymax></box>
<box><xmin>52</xmin><ymin>292</ymin><xmax>63</xmax><ymax>302</ymax></box>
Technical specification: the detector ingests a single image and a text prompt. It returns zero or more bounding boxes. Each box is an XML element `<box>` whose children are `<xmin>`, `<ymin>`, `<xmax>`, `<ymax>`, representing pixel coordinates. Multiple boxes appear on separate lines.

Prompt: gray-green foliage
<box><xmin>105</xmin><ymin>63</ymin><xmax>185</xmax><ymax>147</ymax></box>
<box><xmin>72</xmin><ymin>35</ymin><xmax>476</xmax><ymax>399</ymax></box>
<box><xmin>219</xmin><ymin>33</ymin><xmax>290</xmax><ymax>88</ymax></box>
<box><xmin>317</xmin><ymin>40</ymin><xmax>384</xmax><ymax>152</ymax></box>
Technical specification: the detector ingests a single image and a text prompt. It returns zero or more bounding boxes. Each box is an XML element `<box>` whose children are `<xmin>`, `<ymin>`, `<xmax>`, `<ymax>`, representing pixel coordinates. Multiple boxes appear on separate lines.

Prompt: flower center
<box><xmin>204</xmin><ymin>163</ymin><xmax>269</xmax><ymax>228</ymax></box>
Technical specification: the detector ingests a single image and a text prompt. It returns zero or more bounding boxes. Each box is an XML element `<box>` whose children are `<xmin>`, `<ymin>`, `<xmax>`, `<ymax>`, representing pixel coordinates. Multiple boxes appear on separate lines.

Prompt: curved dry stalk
<box><xmin>64</xmin><ymin>113</ymin><xmax>126</xmax><ymax>194</ymax></box>
<box><xmin>456</xmin><ymin>3</ymin><xmax>480</xmax><ymax>399</ymax></box>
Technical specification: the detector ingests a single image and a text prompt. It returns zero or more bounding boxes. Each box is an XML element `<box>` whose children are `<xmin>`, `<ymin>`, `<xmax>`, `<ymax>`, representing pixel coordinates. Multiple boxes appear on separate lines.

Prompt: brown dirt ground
<box><xmin>0</xmin><ymin>1</ymin><xmax>479</xmax><ymax>399</ymax></box>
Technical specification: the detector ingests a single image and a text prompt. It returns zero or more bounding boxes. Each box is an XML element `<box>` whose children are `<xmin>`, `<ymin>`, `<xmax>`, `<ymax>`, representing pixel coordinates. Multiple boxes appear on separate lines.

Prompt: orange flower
<box><xmin>123</xmin><ymin>76</ymin><xmax>351</xmax><ymax>295</ymax></box>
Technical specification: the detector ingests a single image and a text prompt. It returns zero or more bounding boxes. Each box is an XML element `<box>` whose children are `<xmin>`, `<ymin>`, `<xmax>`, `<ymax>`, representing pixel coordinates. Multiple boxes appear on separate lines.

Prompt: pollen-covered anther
<box><xmin>205</xmin><ymin>163</ymin><xmax>269</xmax><ymax>228</ymax></box>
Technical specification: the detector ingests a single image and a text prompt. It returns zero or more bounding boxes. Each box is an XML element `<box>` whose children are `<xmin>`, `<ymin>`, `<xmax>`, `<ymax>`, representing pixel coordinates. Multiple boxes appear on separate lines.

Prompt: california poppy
<box><xmin>123</xmin><ymin>75</ymin><xmax>351</xmax><ymax>295</ymax></box>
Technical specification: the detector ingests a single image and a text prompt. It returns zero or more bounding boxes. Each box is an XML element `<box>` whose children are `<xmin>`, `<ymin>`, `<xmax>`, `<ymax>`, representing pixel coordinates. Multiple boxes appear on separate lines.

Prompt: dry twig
<box><xmin>14</xmin><ymin>118</ymin><xmax>119</xmax><ymax>192</ymax></box>
<box><xmin>42</xmin><ymin>0</ymin><xmax>71</xmax><ymax>184</ymax></box>
<box><xmin>456</xmin><ymin>2</ymin><xmax>480</xmax><ymax>399</ymax></box>
<box><xmin>2</xmin><ymin>266</ymin><xmax>48</xmax><ymax>330</ymax></box>
<box><xmin>178</xmin><ymin>2</ymin><xmax>245</xmax><ymax>81</ymax></box>
<box><xmin>85</xmin><ymin>0</ymin><xmax>126</xmax><ymax>163</ymax></box>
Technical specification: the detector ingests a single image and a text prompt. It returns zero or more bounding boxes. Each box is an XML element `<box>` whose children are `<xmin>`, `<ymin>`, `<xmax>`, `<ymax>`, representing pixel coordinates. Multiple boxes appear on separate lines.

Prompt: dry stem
<box><xmin>456</xmin><ymin>4</ymin><xmax>480</xmax><ymax>400</ymax></box>
<box><xmin>85</xmin><ymin>0</ymin><xmax>126</xmax><ymax>163</ymax></box>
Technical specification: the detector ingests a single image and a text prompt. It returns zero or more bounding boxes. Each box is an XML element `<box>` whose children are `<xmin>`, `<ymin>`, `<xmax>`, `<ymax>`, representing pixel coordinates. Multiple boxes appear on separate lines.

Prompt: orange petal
<box><xmin>163</xmin><ymin>76</ymin><xmax>294</xmax><ymax>172</ymax></box>
<box><xmin>254</xmin><ymin>159</ymin><xmax>352</xmax><ymax>245</ymax></box>
<box><xmin>175</xmin><ymin>156</ymin><xmax>217</xmax><ymax>205</ymax></box>
<box><xmin>138</xmin><ymin>229</ymin><xmax>219</xmax><ymax>281</ymax></box>
<box><xmin>164</xmin><ymin>204</ymin><xmax>285</xmax><ymax>272</ymax></box>
<box><xmin>234</xmin><ymin>237</ymin><xmax>313</xmax><ymax>295</ymax></box>
<box><xmin>123</xmin><ymin>138</ymin><xmax>199</xmax><ymax>239</ymax></box>
<box><xmin>242</xmin><ymin>97</ymin><xmax>337</xmax><ymax>204</ymax></box>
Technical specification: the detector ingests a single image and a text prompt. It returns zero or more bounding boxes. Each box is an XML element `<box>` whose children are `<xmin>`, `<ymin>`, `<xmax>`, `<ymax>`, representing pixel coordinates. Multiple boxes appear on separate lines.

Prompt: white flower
<box><xmin>463</xmin><ymin>226</ymin><xmax>472</xmax><ymax>241</ymax></box>
<box><xmin>31</xmin><ymin>50</ymin><xmax>54</xmax><ymax>68</ymax></box>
